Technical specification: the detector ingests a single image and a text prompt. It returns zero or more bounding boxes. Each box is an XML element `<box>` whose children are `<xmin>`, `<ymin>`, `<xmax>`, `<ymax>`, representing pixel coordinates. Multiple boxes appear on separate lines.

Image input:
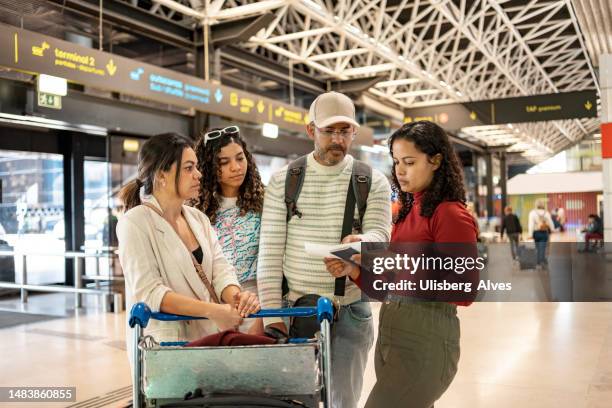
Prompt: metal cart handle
<box><xmin>129</xmin><ymin>297</ymin><xmax>334</xmax><ymax>329</ymax></box>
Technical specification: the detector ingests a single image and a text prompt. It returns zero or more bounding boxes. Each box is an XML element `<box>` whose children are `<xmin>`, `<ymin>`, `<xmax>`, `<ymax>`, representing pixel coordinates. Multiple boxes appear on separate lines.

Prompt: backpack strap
<box><xmin>282</xmin><ymin>155</ymin><xmax>308</xmax><ymax>296</ymax></box>
<box><xmin>284</xmin><ymin>155</ymin><xmax>308</xmax><ymax>223</ymax></box>
<box><xmin>336</xmin><ymin>159</ymin><xmax>372</xmax><ymax>298</ymax></box>
<box><xmin>350</xmin><ymin>159</ymin><xmax>372</xmax><ymax>234</ymax></box>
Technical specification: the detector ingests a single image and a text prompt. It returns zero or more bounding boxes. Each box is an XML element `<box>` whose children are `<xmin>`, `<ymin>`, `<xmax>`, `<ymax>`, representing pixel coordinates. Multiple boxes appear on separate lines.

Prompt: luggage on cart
<box><xmin>477</xmin><ymin>241</ymin><xmax>488</xmax><ymax>264</ymax></box>
<box><xmin>517</xmin><ymin>245</ymin><xmax>537</xmax><ymax>270</ymax></box>
<box><xmin>129</xmin><ymin>298</ymin><xmax>334</xmax><ymax>408</ymax></box>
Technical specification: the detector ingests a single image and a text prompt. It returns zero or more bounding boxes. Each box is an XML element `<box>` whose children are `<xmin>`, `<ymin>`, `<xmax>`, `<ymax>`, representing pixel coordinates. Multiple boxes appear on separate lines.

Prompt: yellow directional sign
<box><xmin>257</xmin><ymin>100</ymin><xmax>265</xmax><ymax>113</ymax></box>
<box><xmin>585</xmin><ymin>100</ymin><xmax>593</xmax><ymax>110</ymax></box>
<box><xmin>0</xmin><ymin>23</ymin><xmax>375</xmax><ymax>142</ymax></box>
<box><xmin>239</xmin><ymin>97</ymin><xmax>254</xmax><ymax>113</ymax></box>
<box><xmin>106</xmin><ymin>59</ymin><xmax>117</xmax><ymax>76</ymax></box>
<box><xmin>282</xmin><ymin>109</ymin><xmax>304</xmax><ymax>125</ymax></box>
<box><xmin>230</xmin><ymin>92</ymin><xmax>238</xmax><ymax>106</ymax></box>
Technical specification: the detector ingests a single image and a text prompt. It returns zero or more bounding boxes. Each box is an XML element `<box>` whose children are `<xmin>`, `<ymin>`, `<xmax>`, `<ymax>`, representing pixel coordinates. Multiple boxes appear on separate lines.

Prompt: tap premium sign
<box><xmin>405</xmin><ymin>90</ymin><xmax>598</xmax><ymax>129</ymax></box>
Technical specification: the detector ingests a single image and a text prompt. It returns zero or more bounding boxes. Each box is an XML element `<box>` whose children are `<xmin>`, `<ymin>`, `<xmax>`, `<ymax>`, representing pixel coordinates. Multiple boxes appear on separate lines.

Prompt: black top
<box><xmin>501</xmin><ymin>214</ymin><xmax>522</xmax><ymax>237</ymax></box>
<box><xmin>192</xmin><ymin>246</ymin><xmax>203</xmax><ymax>264</ymax></box>
<box><xmin>586</xmin><ymin>217</ymin><xmax>603</xmax><ymax>234</ymax></box>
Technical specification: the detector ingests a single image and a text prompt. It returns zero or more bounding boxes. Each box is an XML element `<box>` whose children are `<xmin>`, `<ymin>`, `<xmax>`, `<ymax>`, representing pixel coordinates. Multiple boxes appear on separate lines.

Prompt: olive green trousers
<box><xmin>365</xmin><ymin>301</ymin><xmax>460</xmax><ymax>408</ymax></box>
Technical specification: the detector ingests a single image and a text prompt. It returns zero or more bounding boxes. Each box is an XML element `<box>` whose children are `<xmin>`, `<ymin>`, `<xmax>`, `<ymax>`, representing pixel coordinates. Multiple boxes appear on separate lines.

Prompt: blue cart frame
<box><xmin>129</xmin><ymin>297</ymin><xmax>334</xmax><ymax>407</ymax></box>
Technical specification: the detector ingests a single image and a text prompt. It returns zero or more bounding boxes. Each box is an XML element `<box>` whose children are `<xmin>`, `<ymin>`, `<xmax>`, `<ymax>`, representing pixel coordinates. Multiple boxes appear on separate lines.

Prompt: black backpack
<box><xmin>284</xmin><ymin>155</ymin><xmax>372</xmax><ymax>231</ymax></box>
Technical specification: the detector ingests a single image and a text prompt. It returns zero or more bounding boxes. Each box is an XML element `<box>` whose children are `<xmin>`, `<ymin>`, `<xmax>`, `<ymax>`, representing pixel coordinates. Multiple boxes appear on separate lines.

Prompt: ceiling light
<box><xmin>123</xmin><ymin>139</ymin><xmax>139</xmax><ymax>152</ymax></box>
<box><xmin>262</xmin><ymin>123</ymin><xmax>279</xmax><ymax>139</ymax></box>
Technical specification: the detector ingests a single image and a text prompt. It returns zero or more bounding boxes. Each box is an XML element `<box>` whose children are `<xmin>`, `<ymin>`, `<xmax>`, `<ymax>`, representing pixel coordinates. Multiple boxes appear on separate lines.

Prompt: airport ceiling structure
<box><xmin>0</xmin><ymin>0</ymin><xmax>608</xmax><ymax>165</ymax></box>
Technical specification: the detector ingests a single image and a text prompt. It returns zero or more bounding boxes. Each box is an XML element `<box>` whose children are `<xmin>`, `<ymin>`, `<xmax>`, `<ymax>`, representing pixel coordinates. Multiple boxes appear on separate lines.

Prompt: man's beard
<box><xmin>317</xmin><ymin>144</ymin><xmax>346</xmax><ymax>165</ymax></box>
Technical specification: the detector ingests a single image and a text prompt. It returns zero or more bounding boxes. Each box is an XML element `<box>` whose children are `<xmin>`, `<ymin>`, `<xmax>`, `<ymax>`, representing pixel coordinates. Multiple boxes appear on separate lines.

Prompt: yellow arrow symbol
<box><xmin>106</xmin><ymin>59</ymin><xmax>117</xmax><ymax>76</ymax></box>
<box><xmin>470</xmin><ymin>111</ymin><xmax>477</xmax><ymax>120</ymax></box>
<box><xmin>257</xmin><ymin>100</ymin><xmax>265</xmax><ymax>113</ymax></box>
<box><xmin>584</xmin><ymin>100</ymin><xmax>593</xmax><ymax>110</ymax></box>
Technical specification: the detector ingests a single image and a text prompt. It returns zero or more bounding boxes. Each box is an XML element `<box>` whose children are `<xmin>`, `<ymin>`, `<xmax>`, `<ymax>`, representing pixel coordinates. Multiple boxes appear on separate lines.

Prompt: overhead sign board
<box><xmin>403</xmin><ymin>103</ymin><xmax>483</xmax><ymax>132</ymax></box>
<box><xmin>0</xmin><ymin>23</ymin><xmax>373</xmax><ymax>145</ymax></box>
<box><xmin>466</xmin><ymin>90</ymin><xmax>598</xmax><ymax>124</ymax></box>
<box><xmin>405</xmin><ymin>90</ymin><xmax>598</xmax><ymax>129</ymax></box>
<box><xmin>0</xmin><ymin>23</ymin><xmax>307</xmax><ymax>132</ymax></box>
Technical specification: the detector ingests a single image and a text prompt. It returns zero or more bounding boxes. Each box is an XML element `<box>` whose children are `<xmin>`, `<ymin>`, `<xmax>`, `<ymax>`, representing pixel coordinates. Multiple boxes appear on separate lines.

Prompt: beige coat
<box><xmin>117</xmin><ymin>193</ymin><xmax>240</xmax><ymax>347</ymax></box>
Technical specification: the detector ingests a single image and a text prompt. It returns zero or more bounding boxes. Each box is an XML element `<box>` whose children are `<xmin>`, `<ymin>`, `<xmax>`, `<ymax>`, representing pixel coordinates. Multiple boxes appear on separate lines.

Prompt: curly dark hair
<box><xmin>193</xmin><ymin>128</ymin><xmax>265</xmax><ymax>223</ymax></box>
<box><xmin>389</xmin><ymin>121</ymin><xmax>467</xmax><ymax>223</ymax></box>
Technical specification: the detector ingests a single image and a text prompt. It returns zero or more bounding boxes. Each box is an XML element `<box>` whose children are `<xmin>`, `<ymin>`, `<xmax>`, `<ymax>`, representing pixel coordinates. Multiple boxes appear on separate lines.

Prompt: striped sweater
<box><xmin>256</xmin><ymin>152</ymin><xmax>392</xmax><ymax>325</ymax></box>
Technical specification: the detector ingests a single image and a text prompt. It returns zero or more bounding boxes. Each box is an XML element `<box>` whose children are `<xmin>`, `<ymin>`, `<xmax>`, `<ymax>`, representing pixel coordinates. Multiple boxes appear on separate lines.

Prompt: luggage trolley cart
<box><xmin>129</xmin><ymin>297</ymin><xmax>334</xmax><ymax>407</ymax></box>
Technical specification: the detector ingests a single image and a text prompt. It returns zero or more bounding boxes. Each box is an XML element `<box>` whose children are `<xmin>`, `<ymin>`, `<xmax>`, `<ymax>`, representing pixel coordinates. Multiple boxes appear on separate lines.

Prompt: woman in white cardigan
<box><xmin>117</xmin><ymin>133</ymin><xmax>260</xmax><ymax>348</ymax></box>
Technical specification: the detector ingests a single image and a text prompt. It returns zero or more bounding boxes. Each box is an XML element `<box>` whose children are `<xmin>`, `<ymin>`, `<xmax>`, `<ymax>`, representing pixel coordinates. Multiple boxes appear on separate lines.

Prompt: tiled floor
<box><xmin>0</xmin><ymin>304</ymin><xmax>132</xmax><ymax>408</ymax></box>
<box><xmin>1</xmin><ymin>238</ymin><xmax>611</xmax><ymax>407</ymax></box>
<box><xmin>1</xmin><ymin>298</ymin><xmax>611</xmax><ymax>408</ymax></box>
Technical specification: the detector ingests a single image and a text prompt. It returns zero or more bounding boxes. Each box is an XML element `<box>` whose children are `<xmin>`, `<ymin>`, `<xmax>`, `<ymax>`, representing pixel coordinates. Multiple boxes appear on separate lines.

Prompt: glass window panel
<box><xmin>0</xmin><ymin>150</ymin><xmax>64</xmax><ymax>285</ymax></box>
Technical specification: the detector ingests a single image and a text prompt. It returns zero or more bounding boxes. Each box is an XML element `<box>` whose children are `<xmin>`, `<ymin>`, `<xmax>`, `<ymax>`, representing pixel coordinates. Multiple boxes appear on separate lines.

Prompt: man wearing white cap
<box><xmin>257</xmin><ymin>91</ymin><xmax>391</xmax><ymax>407</ymax></box>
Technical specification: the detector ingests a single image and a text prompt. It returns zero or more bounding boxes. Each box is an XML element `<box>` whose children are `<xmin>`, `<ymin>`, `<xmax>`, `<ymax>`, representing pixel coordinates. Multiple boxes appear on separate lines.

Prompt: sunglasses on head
<box><xmin>203</xmin><ymin>126</ymin><xmax>240</xmax><ymax>146</ymax></box>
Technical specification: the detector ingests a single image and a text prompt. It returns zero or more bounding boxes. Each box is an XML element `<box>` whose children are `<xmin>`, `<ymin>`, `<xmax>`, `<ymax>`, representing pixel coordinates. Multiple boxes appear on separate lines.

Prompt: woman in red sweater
<box><xmin>326</xmin><ymin>121</ymin><xmax>478</xmax><ymax>407</ymax></box>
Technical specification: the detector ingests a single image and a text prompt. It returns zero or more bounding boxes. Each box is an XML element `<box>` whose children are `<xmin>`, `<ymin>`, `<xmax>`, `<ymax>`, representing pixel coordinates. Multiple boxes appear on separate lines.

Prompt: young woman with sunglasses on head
<box><xmin>194</xmin><ymin>126</ymin><xmax>266</xmax><ymax>333</ymax></box>
<box><xmin>117</xmin><ymin>133</ymin><xmax>260</xmax><ymax>364</ymax></box>
<box><xmin>325</xmin><ymin>121</ymin><xmax>478</xmax><ymax>407</ymax></box>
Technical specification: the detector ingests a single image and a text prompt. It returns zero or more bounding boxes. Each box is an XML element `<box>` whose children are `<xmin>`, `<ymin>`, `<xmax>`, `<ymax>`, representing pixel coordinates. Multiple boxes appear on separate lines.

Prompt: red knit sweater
<box><xmin>353</xmin><ymin>191</ymin><xmax>479</xmax><ymax>306</ymax></box>
<box><xmin>391</xmin><ymin>191</ymin><xmax>478</xmax><ymax>244</ymax></box>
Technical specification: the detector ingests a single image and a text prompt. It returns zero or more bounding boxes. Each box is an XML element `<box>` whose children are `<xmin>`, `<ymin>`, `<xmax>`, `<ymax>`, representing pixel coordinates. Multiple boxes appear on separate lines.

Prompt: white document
<box><xmin>304</xmin><ymin>242</ymin><xmax>362</xmax><ymax>259</ymax></box>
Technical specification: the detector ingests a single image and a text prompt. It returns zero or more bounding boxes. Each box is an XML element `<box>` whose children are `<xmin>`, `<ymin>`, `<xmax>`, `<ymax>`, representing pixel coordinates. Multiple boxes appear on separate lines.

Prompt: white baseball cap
<box><xmin>308</xmin><ymin>91</ymin><xmax>360</xmax><ymax>128</ymax></box>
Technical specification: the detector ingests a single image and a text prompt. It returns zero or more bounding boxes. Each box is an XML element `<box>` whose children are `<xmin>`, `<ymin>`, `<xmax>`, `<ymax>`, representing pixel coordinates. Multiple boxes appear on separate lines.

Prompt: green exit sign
<box><xmin>37</xmin><ymin>92</ymin><xmax>62</xmax><ymax>109</ymax></box>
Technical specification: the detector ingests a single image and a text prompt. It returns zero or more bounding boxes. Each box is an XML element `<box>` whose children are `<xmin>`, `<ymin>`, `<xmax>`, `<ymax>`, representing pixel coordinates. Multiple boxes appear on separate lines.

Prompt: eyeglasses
<box><xmin>203</xmin><ymin>126</ymin><xmax>240</xmax><ymax>146</ymax></box>
<box><xmin>315</xmin><ymin>126</ymin><xmax>355</xmax><ymax>141</ymax></box>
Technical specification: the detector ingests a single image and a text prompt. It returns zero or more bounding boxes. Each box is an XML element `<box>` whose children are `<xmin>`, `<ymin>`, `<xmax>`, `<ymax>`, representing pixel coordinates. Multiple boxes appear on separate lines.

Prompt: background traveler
<box><xmin>582</xmin><ymin>213</ymin><xmax>604</xmax><ymax>251</ymax></box>
<box><xmin>527</xmin><ymin>200</ymin><xmax>555</xmax><ymax>267</ymax></box>
<box><xmin>500</xmin><ymin>205</ymin><xmax>522</xmax><ymax>260</ymax></box>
